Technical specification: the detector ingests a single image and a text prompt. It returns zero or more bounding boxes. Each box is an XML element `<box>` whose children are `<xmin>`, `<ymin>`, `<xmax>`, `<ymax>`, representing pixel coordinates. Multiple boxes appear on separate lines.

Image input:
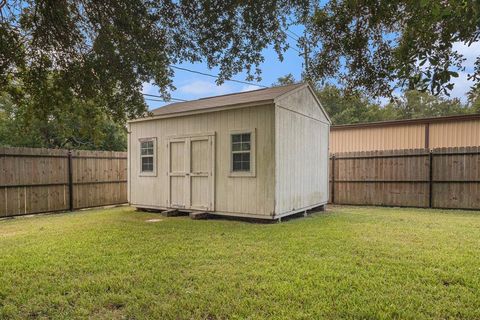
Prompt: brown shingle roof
<box><xmin>150</xmin><ymin>83</ymin><xmax>304</xmax><ymax>116</ymax></box>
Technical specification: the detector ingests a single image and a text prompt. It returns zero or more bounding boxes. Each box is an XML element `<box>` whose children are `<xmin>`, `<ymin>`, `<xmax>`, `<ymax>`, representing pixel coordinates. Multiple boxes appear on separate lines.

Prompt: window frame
<box><xmin>229</xmin><ymin>129</ymin><xmax>256</xmax><ymax>177</ymax></box>
<box><xmin>139</xmin><ymin>137</ymin><xmax>157</xmax><ymax>176</ymax></box>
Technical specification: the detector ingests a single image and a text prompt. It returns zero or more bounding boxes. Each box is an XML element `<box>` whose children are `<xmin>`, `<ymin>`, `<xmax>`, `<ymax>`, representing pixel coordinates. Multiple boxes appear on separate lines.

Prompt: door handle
<box><xmin>185</xmin><ymin>173</ymin><xmax>190</xmax><ymax>176</ymax></box>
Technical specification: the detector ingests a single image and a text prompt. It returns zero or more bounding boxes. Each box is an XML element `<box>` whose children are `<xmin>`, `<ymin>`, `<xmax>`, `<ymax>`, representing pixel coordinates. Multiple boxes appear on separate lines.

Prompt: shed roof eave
<box><xmin>127</xmin><ymin>100</ymin><xmax>275</xmax><ymax>124</ymax></box>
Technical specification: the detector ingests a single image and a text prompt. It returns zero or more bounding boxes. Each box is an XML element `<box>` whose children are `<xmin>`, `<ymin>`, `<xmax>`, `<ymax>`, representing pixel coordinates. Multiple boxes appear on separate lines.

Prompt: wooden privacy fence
<box><xmin>329</xmin><ymin>146</ymin><xmax>480</xmax><ymax>210</ymax></box>
<box><xmin>0</xmin><ymin>147</ymin><xmax>127</xmax><ymax>217</ymax></box>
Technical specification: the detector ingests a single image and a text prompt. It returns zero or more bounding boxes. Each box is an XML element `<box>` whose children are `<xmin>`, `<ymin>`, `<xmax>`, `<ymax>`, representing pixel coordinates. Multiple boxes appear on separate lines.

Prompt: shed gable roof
<box><xmin>149</xmin><ymin>83</ymin><xmax>304</xmax><ymax>117</ymax></box>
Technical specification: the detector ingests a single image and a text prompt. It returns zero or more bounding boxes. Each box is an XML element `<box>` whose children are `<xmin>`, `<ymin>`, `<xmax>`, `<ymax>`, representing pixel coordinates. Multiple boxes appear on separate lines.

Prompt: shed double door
<box><xmin>167</xmin><ymin>134</ymin><xmax>215</xmax><ymax>211</ymax></box>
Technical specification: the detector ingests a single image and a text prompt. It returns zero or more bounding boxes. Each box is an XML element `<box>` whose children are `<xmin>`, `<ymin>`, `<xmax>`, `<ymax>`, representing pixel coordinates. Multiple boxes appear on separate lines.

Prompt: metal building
<box><xmin>330</xmin><ymin>114</ymin><xmax>480</xmax><ymax>153</ymax></box>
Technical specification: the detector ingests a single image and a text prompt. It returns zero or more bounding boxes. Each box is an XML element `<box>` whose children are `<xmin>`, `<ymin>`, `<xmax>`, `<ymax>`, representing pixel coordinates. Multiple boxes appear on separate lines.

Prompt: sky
<box><xmin>143</xmin><ymin>30</ymin><xmax>480</xmax><ymax>110</ymax></box>
<box><xmin>142</xmin><ymin>25</ymin><xmax>306</xmax><ymax>110</ymax></box>
<box><xmin>450</xmin><ymin>41</ymin><xmax>480</xmax><ymax>100</ymax></box>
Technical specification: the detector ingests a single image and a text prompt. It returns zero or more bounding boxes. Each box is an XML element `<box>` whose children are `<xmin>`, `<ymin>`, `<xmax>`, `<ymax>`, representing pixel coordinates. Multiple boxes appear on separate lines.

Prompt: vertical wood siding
<box><xmin>274</xmin><ymin>86</ymin><xmax>330</xmax><ymax>215</ymax></box>
<box><xmin>128</xmin><ymin>105</ymin><xmax>276</xmax><ymax>217</ymax></box>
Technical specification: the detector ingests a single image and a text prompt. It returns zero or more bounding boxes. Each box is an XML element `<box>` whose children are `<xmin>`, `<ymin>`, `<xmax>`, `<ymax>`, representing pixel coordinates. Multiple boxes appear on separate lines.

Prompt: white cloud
<box><xmin>448</xmin><ymin>41</ymin><xmax>479</xmax><ymax>101</ymax></box>
<box><xmin>449</xmin><ymin>71</ymin><xmax>474</xmax><ymax>101</ymax></box>
<box><xmin>241</xmin><ymin>84</ymin><xmax>262</xmax><ymax>92</ymax></box>
<box><xmin>413</xmin><ymin>41</ymin><xmax>478</xmax><ymax>102</ymax></box>
<box><xmin>410</xmin><ymin>42</ymin><xmax>478</xmax><ymax>101</ymax></box>
<box><xmin>453</xmin><ymin>41</ymin><xmax>480</xmax><ymax>65</ymax></box>
<box><xmin>178</xmin><ymin>80</ymin><xmax>234</xmax><ymax>96</ymax></box>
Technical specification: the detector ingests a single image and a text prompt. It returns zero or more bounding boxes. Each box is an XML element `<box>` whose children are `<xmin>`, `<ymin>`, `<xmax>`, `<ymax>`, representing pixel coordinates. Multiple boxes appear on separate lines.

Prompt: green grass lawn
<box><xmin>1</xmin><ymin>206</ymin><xmax>479</xmax><ymax>319</ymax></box>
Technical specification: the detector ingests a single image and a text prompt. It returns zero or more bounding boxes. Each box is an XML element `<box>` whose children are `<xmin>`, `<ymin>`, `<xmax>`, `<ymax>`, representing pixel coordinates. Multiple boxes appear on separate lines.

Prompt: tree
<box><xmin>315</xmin><ymin>85</ymin><xmax>395</xmax><ymax>125</ymax></box>
<box><xmin>308</xmin><ymin>1</ymin><xmax>480</xmax><ymax>98</ymax></box>
<box><xmin>385</xmin><ymin>90</ymin><xmax>472</xmax><ymax>120</ymax></box>
<box><xmin>1</xmin><ymin>0</ymin><xmax>478</xmax><ymax>137</ymax></box>
<box><xmin>273</xmin><ymin>73</ymin><xmax>297</xmax><ymax>86</ymax></box>
<box><xmin>469</xmin><ymin>88</ymin><xmax>480</xmax><ymax>113</ymax></box>
<box><xmin>0</xmin><ymin>83</ymin><xmax>127</xmax><ymax>151</ymax></box>
<box><xmin>1</xmin><ymin>1</ymin><xmax>309</xmax><ymax>124</ymax></box>
<box><xmin>273</xmin><ymin>74</ymin><xmax>394</xmax><ymax>124</ymax></box>
<box><xmin>272</xmin><ymin>74</ymin><xmax>478</xmax><ymax>125</ymax></box>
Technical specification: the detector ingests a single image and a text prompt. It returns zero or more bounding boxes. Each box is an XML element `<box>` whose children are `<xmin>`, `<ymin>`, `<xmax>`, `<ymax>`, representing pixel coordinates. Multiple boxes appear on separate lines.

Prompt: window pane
<box><xmin>142</xmin><ymin>157</ymin><xmax>153</xmax><ymax>172</ymax></box>
<box><xmin>232</xmin><ymin>152</ymin><xmax>250</xmax><ymax>172</ymax></box>
<box><xmin>232</xmin><ymin>142</ymin><xmax>242</xmax><ymax>152</ymax></box>
<box><xmin>241</xmin><ymin>142</ymin><xmax>250</xmax><ymax>151</ymax></box>
<box><xmin>141</xmin><ymin>141</ymin><xmax>154</xmax><ymax>155</ymax></box>
<box><xmin>141</xmin><ymin>148</ymin><xmax>153</xmax><ymax>156</ymax></box>
<box><xmin>231</xmin><ymin>133</ymin><xmax>252</xmax><ymax>172</ymax></box>
<box><xmin>233</xmin><ymin>161</ymin><xmax>242</xmax><ymax>171</ymax></box>
<box><xmin>233</xmin><ymin>153</ymin><xmax>242</xmax><ymax>162</ymax></box>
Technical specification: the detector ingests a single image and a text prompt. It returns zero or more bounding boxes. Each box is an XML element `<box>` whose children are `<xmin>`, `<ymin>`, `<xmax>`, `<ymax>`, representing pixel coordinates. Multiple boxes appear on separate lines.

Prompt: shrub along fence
<box><xmin>329</xmin><ymin>146</ymin><xmax>480</xmax><ymax>210</ymax></box>
<box><xmin>0</xmin><ymin>147</ymin><xmax>127</xmax><ymax>217</ymax></box>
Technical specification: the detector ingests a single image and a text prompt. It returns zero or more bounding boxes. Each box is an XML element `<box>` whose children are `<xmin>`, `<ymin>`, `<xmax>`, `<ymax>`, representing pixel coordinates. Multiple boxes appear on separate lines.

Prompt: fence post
<box><xmin>331</xmin><ymin>154</ymin><xmax>335</xmax><ymax>204</ymax></box>
<box><xmin>68</xmin><ymin>150</ymin><xmax>74</xmax><ymax>211</ymax></box>
<box><xmin>428</xmin><ymin>150</ymin><xmax>433</xmax><ymax>208</ymax></box>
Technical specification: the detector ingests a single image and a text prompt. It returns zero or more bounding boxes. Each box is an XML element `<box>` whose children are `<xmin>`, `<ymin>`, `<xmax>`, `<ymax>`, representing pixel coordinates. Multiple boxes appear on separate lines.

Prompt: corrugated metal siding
<box><xmin>429</xmin><ymin>119</ymin><xmax>480</xmax><ymax>148</ymax></box>
<box><xmin>330</xmin><ymin>124</ymin><xmax>425</xmax><ymax>153</ymax></box>
<box><xmin>330</xmin><ymin>118</ymin><xmax>480</xmax><ymax>153</ymax></box>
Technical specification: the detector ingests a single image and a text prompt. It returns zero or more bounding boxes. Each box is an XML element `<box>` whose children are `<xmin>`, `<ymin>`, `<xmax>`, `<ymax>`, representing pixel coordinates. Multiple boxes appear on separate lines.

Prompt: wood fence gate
<box><xmin>329</xmin><ymin>146</ymin><xmax>480</xmax><ymax>210</ymax></box>
<box><xmin>0</xmin><ymin>147</ymin><xmax>127</xmax><ymax>217</ymax></box>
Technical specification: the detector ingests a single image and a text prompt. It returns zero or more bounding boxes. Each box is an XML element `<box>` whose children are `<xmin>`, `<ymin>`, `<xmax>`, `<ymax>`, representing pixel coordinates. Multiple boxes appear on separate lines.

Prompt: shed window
<box><xmin>140</xmin><ymin>139</ymin><xmax>156</xmax><ymax>175</ymax></box>
<box><xmin>231</xmin><ymin>133</ymin><xmax>251</xmax><ymax>172</ymax></box>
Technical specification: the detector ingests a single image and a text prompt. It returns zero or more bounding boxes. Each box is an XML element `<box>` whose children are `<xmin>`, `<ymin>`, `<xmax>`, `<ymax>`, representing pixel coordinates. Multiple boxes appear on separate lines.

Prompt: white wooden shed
<box><xmin>127</xmin><ymin>83</ymin><xmax>331</xmax><ymax>220</ymax></box>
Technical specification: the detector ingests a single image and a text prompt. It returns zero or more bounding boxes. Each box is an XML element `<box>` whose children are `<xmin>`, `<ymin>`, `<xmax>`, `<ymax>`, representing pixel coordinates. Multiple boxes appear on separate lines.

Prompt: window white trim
<box><xmin>139</xmin><ymin>137</ymin><xmax>157</xmax><ymax>177</ymax></box>
<box><xmin>229</xmin><ymin>129</ymin><xmax>256</xmax><ymax>177</ymax></box>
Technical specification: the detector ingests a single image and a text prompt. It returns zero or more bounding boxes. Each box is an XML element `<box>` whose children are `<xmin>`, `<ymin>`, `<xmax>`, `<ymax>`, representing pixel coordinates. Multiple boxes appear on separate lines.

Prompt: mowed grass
<box><xmin>1</xmin><ymin>206</ymin><xmax>479</xmax><ymax>319</ymax></box>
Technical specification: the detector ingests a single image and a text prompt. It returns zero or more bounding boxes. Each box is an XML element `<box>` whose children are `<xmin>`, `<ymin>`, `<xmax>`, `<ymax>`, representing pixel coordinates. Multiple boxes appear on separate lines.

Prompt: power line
<box><xmin>144</xmin><ymin>37</ymin><xmax>306</xmax><ymax>100</ymax></box>
<box><xmin>286</xmin><ymin>28</ymin><xmax>311</xmax><ymax>77</ymax></box>
<box><xmin>286</xmin><ymin>31</ymin><xmax>299</xmax><ymax>42</ymax></box>
<box><xmin>286</xmin><ymin>41</ymin><xmax>303</xmax><ymax>54</ymax></box>
<box><xmin>144</xmin><ymin>98</ymin><xmax>172</xmax><ymax>102</ymax></box>
<box><xmin>284</xmin><ymin>31</ymin><xmax>304</xmax><ymax>55</ymax></box>
<box><xmin>170</xmin><ymin>65</ymin><xmax>268</xmax><ymax>88</ymax></box>
<box><xmin>143</xmin><ymin>94</ymin><xmax>187</xmax><ymax>102</ymax></box>
<box><xmin>287</xmin><ymin>29</ymin><xmax>301</xmax><ymax>39</ymax></box>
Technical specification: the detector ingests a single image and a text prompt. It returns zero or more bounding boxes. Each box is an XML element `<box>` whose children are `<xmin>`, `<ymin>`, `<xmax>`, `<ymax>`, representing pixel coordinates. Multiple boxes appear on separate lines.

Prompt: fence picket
<box><xmin>329</xmin><ymin>147</ymin><xmax>480</xmax><ymax>210</ymax></box>
<box><xmin>0</xmin><ymin>147</ymin><xmax>127</xmax><ymax>217</ymax></box>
